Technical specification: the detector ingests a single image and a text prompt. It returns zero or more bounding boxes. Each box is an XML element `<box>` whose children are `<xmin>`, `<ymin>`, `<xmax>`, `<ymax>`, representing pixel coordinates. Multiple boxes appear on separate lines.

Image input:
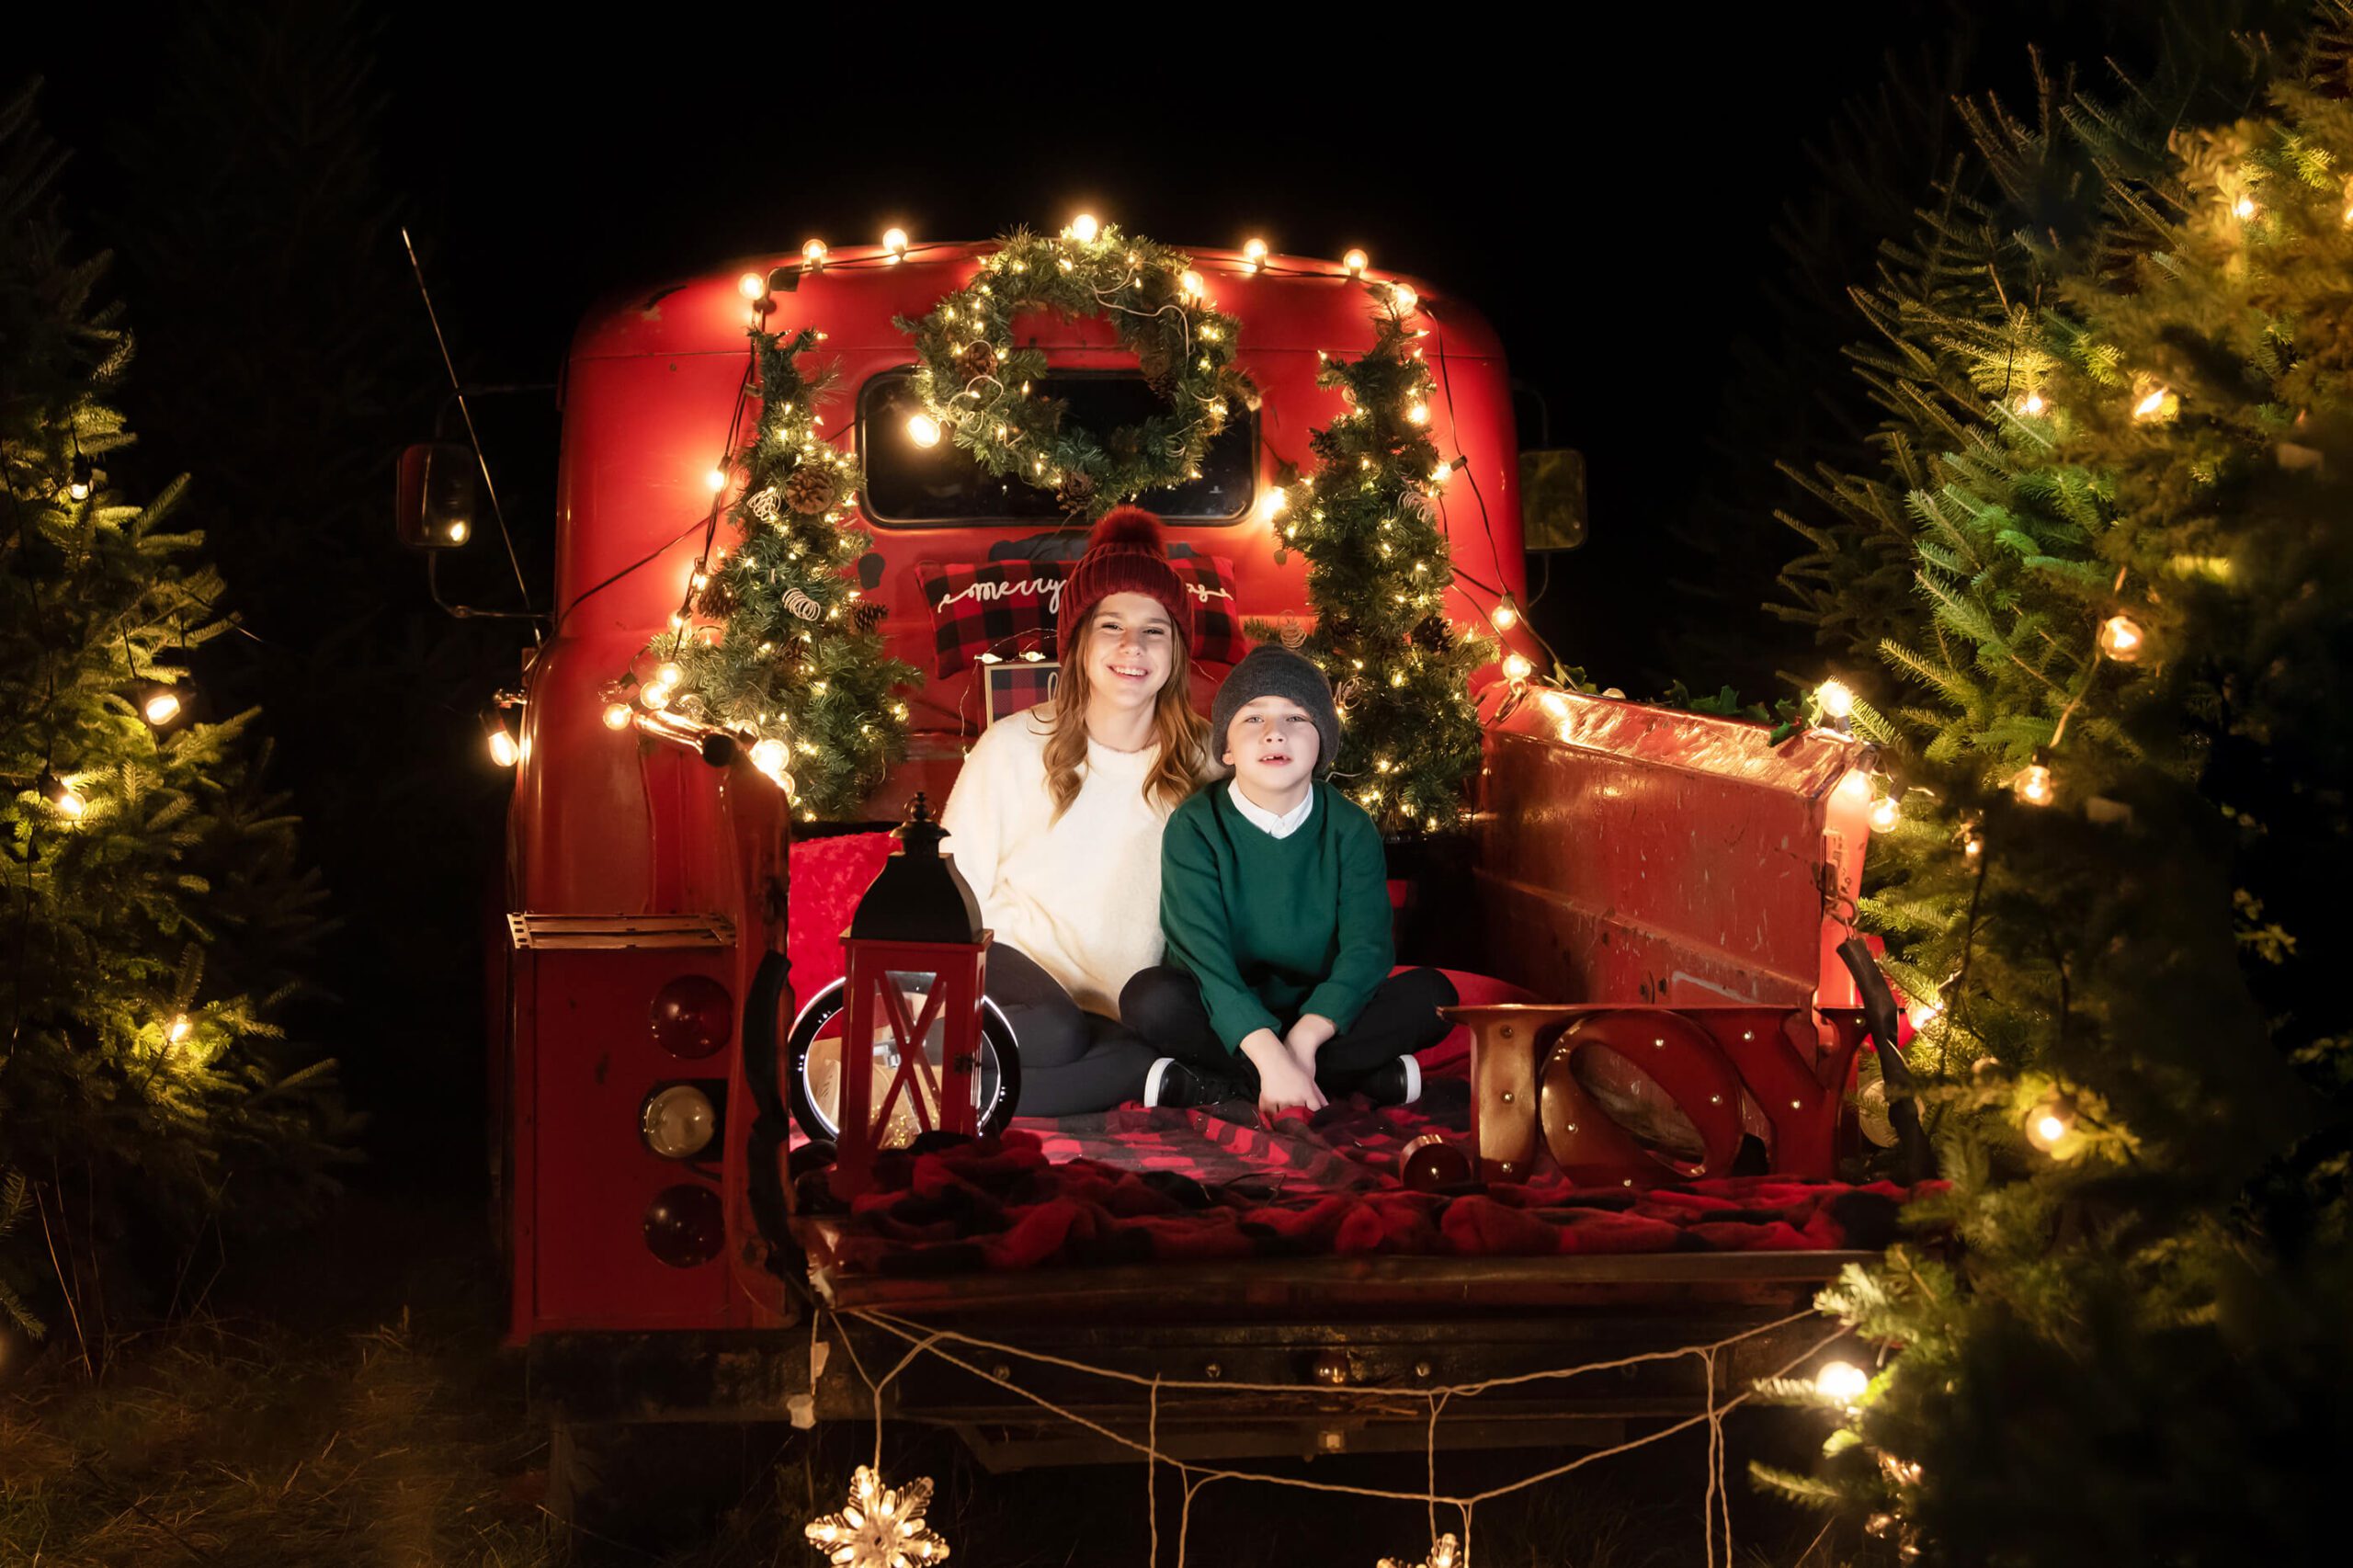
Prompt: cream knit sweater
<box><xmin>938</xmin><ymin>712</ymin><xmax>1176</xmax><ymax>1017</ymax></box>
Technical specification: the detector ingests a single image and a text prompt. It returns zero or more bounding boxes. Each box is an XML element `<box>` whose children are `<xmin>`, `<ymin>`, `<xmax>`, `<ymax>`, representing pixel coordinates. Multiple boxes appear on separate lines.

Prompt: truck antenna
<box><xmin>401</xmin><ymin>226</ymin><xmax>541</xmax><ymax>644</ymax></box>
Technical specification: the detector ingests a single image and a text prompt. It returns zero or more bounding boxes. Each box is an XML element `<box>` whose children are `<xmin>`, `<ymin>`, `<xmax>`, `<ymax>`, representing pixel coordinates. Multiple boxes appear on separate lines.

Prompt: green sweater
<box><xmin>1158</xmin><ymin>781</ymin><xmax>1394</xmax><ymax>1053</ymax></box>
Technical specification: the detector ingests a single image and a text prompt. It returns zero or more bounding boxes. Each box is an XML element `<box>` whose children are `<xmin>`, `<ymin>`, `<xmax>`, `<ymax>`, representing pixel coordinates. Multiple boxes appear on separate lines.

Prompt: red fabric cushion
<box><xmin>786</xmin><ymin>832</ymin><xmax>895</xmax><ymax>1003</ymax></box>
<box><xmin>918</xmin><ymin>556</ymin><xmax>1246</xmax><ymax>676</ymax></box>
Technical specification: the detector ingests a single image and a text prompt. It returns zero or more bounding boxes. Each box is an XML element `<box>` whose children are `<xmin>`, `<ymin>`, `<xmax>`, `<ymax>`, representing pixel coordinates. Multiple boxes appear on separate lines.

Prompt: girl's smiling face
<box><xmin>1222</xmin><ymin>695</ymin><xmax>1320</xmax><ymax>794</ymax></box>
<box><xmin>1080</xmin><ymin>592</ymin><xmax>1176</xmax><ymax>710</ymax></box>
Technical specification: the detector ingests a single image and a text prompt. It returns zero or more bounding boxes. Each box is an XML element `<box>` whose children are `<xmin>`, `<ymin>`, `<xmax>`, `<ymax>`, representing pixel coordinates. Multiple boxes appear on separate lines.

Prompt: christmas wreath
<box><xmin>893</xmin><ymin>224</ymin><xmax>1256</xmax><ymax>518</ymax></box>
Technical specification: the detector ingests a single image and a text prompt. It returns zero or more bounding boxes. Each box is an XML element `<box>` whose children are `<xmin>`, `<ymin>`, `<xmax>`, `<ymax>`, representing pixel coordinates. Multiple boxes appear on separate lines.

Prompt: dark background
<box><xmin>14</xmin><ymin>0</ymin><xmax>2160</xmax><ymax>1184</ymax></box>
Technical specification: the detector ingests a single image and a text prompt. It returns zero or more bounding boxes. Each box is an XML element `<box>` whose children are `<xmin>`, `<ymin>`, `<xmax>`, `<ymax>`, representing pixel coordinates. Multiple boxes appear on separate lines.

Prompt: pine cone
<box><xmin>852</xmin><ymin>601</ymin><xmax>887</xmax><ymax>634</ymax></box>
<box><xmin>1056</xmin><ymin>468</ymin><xmax>1098</xmax><ymax>511</ymax></box>
<box><xmin>784</xmin><ymin>462</ymin><xmax>835</xmax><ymax>516</ymax></box>
<box><xmin>960</xmin><ymin>340</ymin><xmax>997</xmax><ymax>380</ymax></box>
<box><xmin>697</xmin><ymin>577</ymin><xmax>738</xmax><ymax>619</ymax></box>
<box><xmin>1411</xmin><ymin>616</ymin><xmax>1451</xmax><ymax>653</ymax></box>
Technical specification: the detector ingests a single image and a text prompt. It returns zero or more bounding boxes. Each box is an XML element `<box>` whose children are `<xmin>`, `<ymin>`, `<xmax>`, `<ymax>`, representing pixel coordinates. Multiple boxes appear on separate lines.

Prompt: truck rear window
<box><xmin>857</xmin><ymin>369</ymin><xmax>1255</xmax><ymax>525</ymax></box>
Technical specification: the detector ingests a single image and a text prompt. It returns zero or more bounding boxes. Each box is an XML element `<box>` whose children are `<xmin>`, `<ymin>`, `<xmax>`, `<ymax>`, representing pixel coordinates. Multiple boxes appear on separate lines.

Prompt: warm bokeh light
<box><xmin>1067</xmin><ymin>213</ymin><xmax>1099</xmax><ymax>243</ymax></box>
<box><xmin>2014</xmin><ymin>763</ymin><xmax>2054</xmax><ymax>807</ymax></box>
<box><xmin>1815</xmin><ymin>679</ymin><xmax>1857</xmax><ymax>720</ymax></box>
<box><xmin>2097</xmin><ymin>614</ymin><xmax>2143</xmax><ymax>662</ymax></box>
<box><xmin>882</xmin><ymin>227</ymin><xmax>909</xmax><ymax>256</ymax></box>
<box><xmin>1815</xmin><ymin>1361</ymin><xmax>1870</xmax><ymax>1403</ymax></box>
<box><xmin>142</xmin><ymin>690</ymin><xmax>183</xmax><ymax>726</ymax></box>
<box><xmin>1502</xmin><ymin>653</ymin><xmax>1534</xmax><ymax>682</ymax></box>
<box><xmin>1343</xmin><ymin>247</ymin><xmax>1369</xmax><ymax>275</ymax></box>
<box><xmin>602</xmin><ymin>700</ymin><xmax>633</xmax><ymax>731</ymax></box>
<box><xmin>1870</xmin><ymin>795</ymin><xmax>1901</xmax><ymax>832</ymax></box>
<box><xmin>738</xmin><ymin>271</ymin><xmax>767</xmax><ymax>300</ymax></box>
<box><xmin>801</xmin><ymin>239</ymin><xmax>828</xmax><ymax>266</ymax></box>
<box><xmin>1489</xmin><ymin>600</ymin><xmax>1518</xmax><ymax>631</ymax></box>
<box><xmin>906</xmin><ymin>413</ymin><xmax>942</xmax><ymax>448</ymax></box>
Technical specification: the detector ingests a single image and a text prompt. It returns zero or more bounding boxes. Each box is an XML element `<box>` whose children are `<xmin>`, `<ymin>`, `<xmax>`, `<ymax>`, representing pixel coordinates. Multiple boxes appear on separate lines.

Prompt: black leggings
<box><xmin>985</xmin><ymin>944</ymin><xmax>1157</xmax><ymax>1117</ymax></box>
<box><xmin>1119</xmin><ymin>965</ymin><xmax>1459</xmax><ymax>1095</ymax></box>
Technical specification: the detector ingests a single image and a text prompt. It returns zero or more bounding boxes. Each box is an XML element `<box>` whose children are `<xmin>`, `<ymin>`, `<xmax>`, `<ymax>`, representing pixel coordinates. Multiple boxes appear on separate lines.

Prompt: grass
<box><xmin>0</xmin><ymin>1191</ymin><xmax>1842</xmax><ymax>1567</ymax></box>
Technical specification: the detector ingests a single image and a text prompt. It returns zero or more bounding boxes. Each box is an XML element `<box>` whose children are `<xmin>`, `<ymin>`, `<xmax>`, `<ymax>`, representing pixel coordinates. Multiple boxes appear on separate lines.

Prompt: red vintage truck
<box><xmin>407</xmin><ymin>233</ymin><xmax>1891</xmax><ymax>1537</ymax></box>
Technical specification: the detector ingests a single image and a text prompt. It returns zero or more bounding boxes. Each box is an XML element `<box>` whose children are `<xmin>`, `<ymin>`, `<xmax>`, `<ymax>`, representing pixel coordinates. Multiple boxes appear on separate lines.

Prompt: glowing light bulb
<box><xmin>1815</xmin><ymin>679</ymin><xmax>1856</xmax><ymax>720</ymax></box>
<box><xmin>750</xmin><ymin>738</ymin><xmax>789</xmax><ymax>779</ymax></box>
<box><xmin>666</xmin><ymin>611</ymin><xmax>688</xmax><ymax>632</ymax></box>
<box><xmin>654</xmin><ymin>661</ymin><xmax>683</xmax><ymax>687</ymax></box>
<box><xmin>68</xmin><ymin>478</ymin><xmax>91</xmax><ymax>501</ymax></box>
<box><xmin>489</xmin><ymin>727</ymin><xmax>519</xmax><ymax>767</ymax></box>
<box><xmin>642</xmin><ymin>684</ymin><xmax>672</xmax><ymax>711</ymax></box>
<box><xmin>1836</xmin><ymin>770</ymin><xmax>1873</xmax><ymax>804</ymax></box>
<box><xmin>705</xmin><ymin>468</ymin><xmax>728</xmax><ymax>494</ymax></box>
<box><xmin>1429</xmin><ymin>460</ymin><xmax>1452</xmax><ymax>485</ymax></box>
<box><xmin>1067</xmin><ymin>212</ymin><xmax>1099</xmax><ymax>243</ymax></box>
<box><xmin>1870</xmin><ymin>795</ymin><xmax>1901</xmax><ymax>832</ymax></box>
<box><xmin>1243</xmin><ymin>237</ymin><xmax>1268</xmax><ymax>265</ymax></box>
<box><xmin>738</xmin><ymin>271</ymin><xmax>767</xmax><ymax>300</ymax></box>
<box><xmin>2233</xmin><ymin>195</ymin><xmax>2256</xmax><ymax>220</ymax></box>
<box><xmin>801</xmin><ymin>238</ymin><xmax>828</xmax><ymax>267</ymax></box>
<box><xmin>40</xmin><ymin>771</ymin><xmax>85</xmax><ymax>819</ymax></box>
<box><xmin>1964</xmin><ymin>832</ymin><xmax>1984</xmax><ymax>858</ymax></box>
<box><xmin>1489</xmin><ymin>600</ymin><xmax>1518</xmax><ymax>631</ymax></box>
<box><xmin>907</xmin><ymin>413</ymin><xmax>942</xmax><ymax>448</ymax></box>
<box><xmin>1343</xmin><ymin>247</ymin><xmax>1369</xmax><ymax>275</ymax></box>
<box><xmin>2026</xmin><ymin>1094</ymin><xmax>2076</xmax><ymax>1152</ymax></box>
<box><xmin>2018</xmin><ymin>391</ymin><xmax>2046</xmax><ymax>416</ymax></box>
<box><xmin>602</xmin><ymin>700</ymin><xmax>632</xmax><ymax>731</ymax></box>
<box><xmin>2014</xmin><ymin>763</ymin><xmax>2054</xmax><ymax>807</ymax></box>
<box><xmin>2131</xmin><ymin>384</ymin><xmax>2177</xmax><ymax>422</ymax></box>
<box><xmin>882</xmin><ymin>226</ymin><xmax>909</xmax><ymax>256</ymax></box>
<box><xmin>142</xmin><ymin>690</ymin><xmax>183</xmax><ymax>727</ymax></box>
<box><xmin>1407</xmin><ymin>402</ymin><xmax>1430</xmax><ymax>426</ymax></box>
<box><xmin>1392</xmin><ymin>283</ymin><xmax>1418</xmax><ymax>312</ymax></box>
<box><xmin>448</xmin><ymin>521</ymin><xmax>469</xmax><ymax>544</ymax></box>
<box><xmin>1256</xmin><ymin>490</ymin><xmax>1286</xmax><ymax>522</ymax></box>
<box><xmin>2097</xmin><ymin>614</ymin><xmax>2143</xmax><ymax>662</ymax></box>
<box><xmin>1906</xmin><ymin>993</ymin><xmax>1942</xmax><ymax>1031</ymax></box>
<box><xmin>1503</xmin><ymin>653</ymin><xmax>1534</xmax><ymax>683</ymax></box>
<box><xmin>1815</xmin><ymin>1361</ymin><xmax>1870</xmax><ymax>1403</ymax></box>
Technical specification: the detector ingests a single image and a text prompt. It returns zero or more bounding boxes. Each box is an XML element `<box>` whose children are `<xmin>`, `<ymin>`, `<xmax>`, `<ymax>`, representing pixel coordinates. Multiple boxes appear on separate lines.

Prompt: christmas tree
<box><xmin>0</xmin><ymin>85</ymin><xmax>346</xmax><ymax>1347</ymax></box>
<box><xmin>1757</xmin><ymin>8</ymin><xmax>2353</xmax><ymax>1561</ymax></box>
<box><xmin>632</xmin><ymin>325</ymin><xmax>918</xmax><ymax>820</ymax></box>
<box><xmin>1258</xmin><ymin>287</ymin><xmax>1489</xmax><ymax>835</ymax></box>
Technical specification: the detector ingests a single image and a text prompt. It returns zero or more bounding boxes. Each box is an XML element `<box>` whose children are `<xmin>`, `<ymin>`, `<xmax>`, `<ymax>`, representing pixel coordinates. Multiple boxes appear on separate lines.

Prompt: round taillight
<box><xmin>642</xmin><ymin>1183</ymin><xmax>724</xmax><ymax>1268</ymax></box>
<box><xmin>650</xmin><ymin>974</ymin><xmax>733</xmax><ymax>1059</ymax></box>
<box><xmin>642</xmin><ymin>1085</ymin><xmax>716</xmax><ymax>1160</ymax></box>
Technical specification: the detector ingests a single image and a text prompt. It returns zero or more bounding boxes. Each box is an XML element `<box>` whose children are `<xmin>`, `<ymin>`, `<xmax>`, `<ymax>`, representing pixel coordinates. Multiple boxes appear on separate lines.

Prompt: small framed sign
<box><xmin>983</xmin><ymin>659</ymin><xmax>1060</xmax><ymax>723</ymax></box>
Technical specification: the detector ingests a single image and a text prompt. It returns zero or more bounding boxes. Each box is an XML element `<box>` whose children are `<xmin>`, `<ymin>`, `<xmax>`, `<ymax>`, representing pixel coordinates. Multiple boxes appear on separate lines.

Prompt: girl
<box><xmin>938</xmin><ymin>506</ymin><xmax>1211</xmax><ymax>1116</ymax></box>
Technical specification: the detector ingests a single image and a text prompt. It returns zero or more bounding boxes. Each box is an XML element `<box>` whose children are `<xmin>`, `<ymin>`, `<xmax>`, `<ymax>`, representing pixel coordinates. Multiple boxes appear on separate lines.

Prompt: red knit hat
<box><xmin>1059</xmin><ymin>505</ymin><xmax>1195</xmax><ymax>648</ymax></box>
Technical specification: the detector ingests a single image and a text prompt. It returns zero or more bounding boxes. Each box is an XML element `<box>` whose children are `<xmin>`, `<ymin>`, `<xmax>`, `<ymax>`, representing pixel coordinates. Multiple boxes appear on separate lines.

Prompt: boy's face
<box><xmin>1223</xmin><ymin>695</ymin><xmax>1320</xmax><ymax>792</ymax></box>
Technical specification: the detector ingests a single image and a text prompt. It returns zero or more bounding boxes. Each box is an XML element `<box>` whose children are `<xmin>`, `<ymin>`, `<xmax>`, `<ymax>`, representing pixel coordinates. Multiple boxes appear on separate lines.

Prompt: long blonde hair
<box><xmin>1044</xmin><ymin>613</ymin><xmax>1210</xmax><ymax>821</ymax></box>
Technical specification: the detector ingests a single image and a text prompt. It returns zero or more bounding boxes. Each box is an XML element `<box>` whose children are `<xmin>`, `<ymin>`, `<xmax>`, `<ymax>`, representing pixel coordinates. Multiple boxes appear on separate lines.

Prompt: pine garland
<box><xmin>1249</xmin><ymin>288</ymin><xmax>1487</xmax><ymax>835</ymax></box>
<box><xmin>630</xmin><ymin>327</ymin><xmax>918</xmax><ymax>820</ymax></box>
<box><xmin>893</xmin><ymin>225</ymin><xmax>1255</xmax><ymax>518</ymax></box>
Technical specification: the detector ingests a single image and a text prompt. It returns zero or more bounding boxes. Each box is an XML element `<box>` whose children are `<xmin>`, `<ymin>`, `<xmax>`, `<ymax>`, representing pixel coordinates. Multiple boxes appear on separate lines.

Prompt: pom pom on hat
<box><xmin>1087</xmin><ymin>504</ymin><xmax>1166</xmax><ymax>552</ymax></box>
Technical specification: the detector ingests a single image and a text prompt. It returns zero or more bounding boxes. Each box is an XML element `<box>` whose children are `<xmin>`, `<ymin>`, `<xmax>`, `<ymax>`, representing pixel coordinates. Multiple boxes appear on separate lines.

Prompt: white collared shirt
<box><xmin>1227</xmin><ymin>778</ymin><xmax>1315</xmax><ymax>840</ymax></box>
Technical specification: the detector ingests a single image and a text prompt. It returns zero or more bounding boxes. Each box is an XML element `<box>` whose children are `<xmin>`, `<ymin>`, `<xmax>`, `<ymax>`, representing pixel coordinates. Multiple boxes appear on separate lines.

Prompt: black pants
<box><xmin>1119</xmin><ymin>965</ymin><xmax>1460</xmax><ymax>1095</ymax></box>
<box><xmin>984</xmin><ymin>944</ymin><xmax>1157</xmax><ymax>1117</ymax></box>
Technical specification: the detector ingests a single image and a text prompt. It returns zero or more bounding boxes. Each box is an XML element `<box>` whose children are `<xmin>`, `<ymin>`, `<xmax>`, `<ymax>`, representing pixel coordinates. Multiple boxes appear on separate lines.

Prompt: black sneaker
<box><xmin>1143</xmin><ymin>1057</ymin><xmax>1249</xmax><ymax>1108</ymax></box>
<box><xmin>1353</xmin><ymin>1055</ymin><xmax>1424</xmax><ymax>1108</ymax></box>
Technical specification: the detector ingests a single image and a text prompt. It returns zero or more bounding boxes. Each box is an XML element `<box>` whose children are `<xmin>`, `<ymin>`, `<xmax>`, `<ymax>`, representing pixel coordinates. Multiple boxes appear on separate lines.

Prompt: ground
<box><xmin>0</xmin><ymin>1184</ymin><xmax>1844</xmax><ymax>1567</ymax></box>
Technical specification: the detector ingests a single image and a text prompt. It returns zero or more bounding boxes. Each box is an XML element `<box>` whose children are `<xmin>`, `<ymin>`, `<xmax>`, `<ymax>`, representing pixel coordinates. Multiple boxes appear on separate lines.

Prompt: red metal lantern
<box><xmin>831</xmin><ymin>793</ymin><xmax>993</xmax><ymax>1192</ymax></box>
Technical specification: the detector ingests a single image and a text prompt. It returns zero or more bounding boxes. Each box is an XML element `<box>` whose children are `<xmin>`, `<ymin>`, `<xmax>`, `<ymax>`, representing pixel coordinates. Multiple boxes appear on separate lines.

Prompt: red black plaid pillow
<box><xmin>918</xmin><ymin>557</ymin><xmax>1245</xmax><ymax>676</ymax></box>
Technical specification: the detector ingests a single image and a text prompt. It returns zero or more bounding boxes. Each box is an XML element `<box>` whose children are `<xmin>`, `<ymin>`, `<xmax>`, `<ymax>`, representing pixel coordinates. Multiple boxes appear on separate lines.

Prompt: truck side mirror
<box><xmin>395</xmin><ymin>441</ymin><xmax>479</xmax><ymax>551</ymax></box>
<box><xmin>1519</xmin><ymin>448</ymin><xmax>1586</xmax><ymax>551</ymax></box>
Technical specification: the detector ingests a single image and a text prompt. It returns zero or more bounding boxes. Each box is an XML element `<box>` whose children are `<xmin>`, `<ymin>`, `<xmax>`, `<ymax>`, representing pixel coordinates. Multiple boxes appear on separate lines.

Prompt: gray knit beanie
<box><xmin>1211</xmin><ymin>644</ymin><xmax>1341</xmax><ymax>776</ymax></box>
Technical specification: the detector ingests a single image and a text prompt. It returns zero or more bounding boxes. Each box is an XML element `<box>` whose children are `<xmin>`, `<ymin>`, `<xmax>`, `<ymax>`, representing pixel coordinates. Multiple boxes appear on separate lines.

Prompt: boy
<box><xmin>1121</xmin><ymin>644</ymin><xmax>1459</xmax><ymax>1117</ymax></box>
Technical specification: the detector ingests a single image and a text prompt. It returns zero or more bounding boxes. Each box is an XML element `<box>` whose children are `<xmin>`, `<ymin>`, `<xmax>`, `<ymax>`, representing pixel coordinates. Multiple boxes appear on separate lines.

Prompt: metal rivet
<box><xmin>1563</xmin><ymin>1123</ymin><xmax>1577</xmax><ymax>1133</ymax></box>
<box><xmin>992</xmin><ymin>1363</ymin><xmax>1010</xmax><ymax>1381</ymax></box>
<box><xmin>1205</xmin><ymin>1362</ymin><xmax>1222</xmax><ymax>1380</ymax></box>
<box><xmin>1415</xmin><ymin>1360</ymin><xmax>1433</xmax><ymax>1379</ymax></box>
<box><xmin>1501</xmin><ymin>1090</ymin><xmax>1514</xmax><ymax>1103</ymax></box>
<box><xmin>1621</xmin><ymin>1177</ymin><xmax>1635</xmax><ymax>1187</ymax></box>
<box><xmin>1709</xmin><ymin>1094</ymin><xmax>1722</xmax><ymax>1105</ymax></box>
<box><xmin>1742</xmin><ymin>1030</ymin><xmax>1754</xmax><ymax>1040</ymax></box>
<box><xmin>1790</xmin><ymin>1098</ymin><xmax>1802</xmax><ymax>1109</ymax></box>
<box><xmin>1499</xmin><ymin>1025</ymin><xmax>1515</xmax><ymax>1040</ymax></box>
<box><xmin>1653</xmin><ymin>1038</ymin><xmax>1665</xmax><ymax>1048</ymax></box>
